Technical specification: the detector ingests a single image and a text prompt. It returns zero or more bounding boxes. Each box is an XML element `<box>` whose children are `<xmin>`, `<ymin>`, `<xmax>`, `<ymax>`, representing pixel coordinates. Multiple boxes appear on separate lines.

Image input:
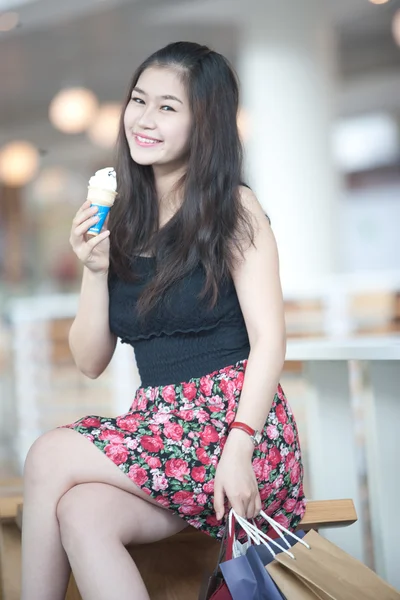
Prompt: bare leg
<box><xmin>21</xmin><ymin>428</ymin><xmax>187</xmax><ymax>600</ymax></box>
<box><xmin>57</xmin><ymin>482</ymin><xmax>187</xmax><ymax>600</ymax></box>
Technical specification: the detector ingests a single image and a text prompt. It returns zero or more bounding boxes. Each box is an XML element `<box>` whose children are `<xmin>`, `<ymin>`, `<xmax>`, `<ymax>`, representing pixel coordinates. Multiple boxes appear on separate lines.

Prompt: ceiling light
<box><xmin>392</xmin><ymin>9</ymin><xmax>400</xmax><ymax>46</ymax></box>
<box><xmin>0</xmin><ymin>12</ymin><xmax>19</xmax><ymax>32</ymax></box>
<box><xmin>0</xmin><ymin>141</ymin><xmax>39</xmax><ymax>187</ymax></box>
<box><xmin>368</xmin><ymin>0</ymin><xmax>390</xmax><ymax>5</ymax></box>
<box><xmin>49</xmin><ymin>87</ymin><xmax>99</xmax><ymax>134</ymax></box>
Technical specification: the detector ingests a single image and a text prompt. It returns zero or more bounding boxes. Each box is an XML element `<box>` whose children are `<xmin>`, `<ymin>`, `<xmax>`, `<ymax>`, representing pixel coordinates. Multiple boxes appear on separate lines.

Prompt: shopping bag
<box><xmin>198</xmin><ymin>509</ymin><xmax>279</xmax><ymax>600</ymax></box>
<box><xmin>219</xmin><ymin>509</ymin><xmax>309</xmax><ymax>600</ymax></box>
<box><xmin>267</xmin><ymin>529</ymin><xmax>400</xmax><ymax>600</ymax></box>
<box><xmin>198</xmin><ymin>518</ymin><xmax>232</xmax><ymax>600</ymax></box>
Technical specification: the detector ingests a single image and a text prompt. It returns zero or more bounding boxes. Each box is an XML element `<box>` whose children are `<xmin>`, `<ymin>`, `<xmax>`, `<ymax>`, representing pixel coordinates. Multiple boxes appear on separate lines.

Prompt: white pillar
<box><xmin>238</xmin><ymin>0</ymin><xmax>341</xmax><ymax>289</ymax></box>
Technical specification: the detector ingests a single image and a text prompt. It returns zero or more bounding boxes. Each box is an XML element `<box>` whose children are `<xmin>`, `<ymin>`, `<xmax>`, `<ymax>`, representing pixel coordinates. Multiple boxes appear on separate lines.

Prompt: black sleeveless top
<box><xmin>108</xmin><ymin>257</ymin><xmax>250</xmax><ymax>388</ymax></box>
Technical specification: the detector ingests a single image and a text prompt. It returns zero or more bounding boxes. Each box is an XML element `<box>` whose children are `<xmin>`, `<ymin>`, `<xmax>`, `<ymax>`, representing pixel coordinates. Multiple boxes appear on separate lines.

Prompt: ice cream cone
<box><xmin>86</xmin><ymin>168</ymin><xmax>117</xmax><ymax>236</ymax></box>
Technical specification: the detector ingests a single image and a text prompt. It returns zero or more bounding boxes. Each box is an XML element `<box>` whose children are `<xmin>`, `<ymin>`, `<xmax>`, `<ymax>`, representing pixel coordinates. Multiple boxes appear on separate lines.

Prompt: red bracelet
<box><xmin>230</xmin><ymin>421</ymin><xmax>262</xmax><ymax>446</ymax></box>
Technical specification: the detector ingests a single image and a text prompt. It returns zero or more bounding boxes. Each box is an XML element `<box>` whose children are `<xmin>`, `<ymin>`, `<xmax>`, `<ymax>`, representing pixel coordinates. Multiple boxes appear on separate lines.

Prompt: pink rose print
<box><xmin>116</xmin><ymin>415</ymin><xmax>141</xmax><ymax>433</ymax></box>
<box><xmin>105</xmin><ymin>444</ymin><xmax>128</xmax><ymax>466</ymax></box>
<box><xmin>226</xmin><ymin>409</ymin><xmax>236</xmax><ymax>425</ymax></box>
<box><xmin>268</xmin><ymin>447</ymin><xmax>282</xmax><ymax>468</ymax></box>
<box><xmin>145</xmin><ymin>456</ymin><xmax>161</xmax><ymax>469</ymax></box>
<box><xmin>203</xmin><ymin>480</ymin><xmax>215</xmax><ymax>494</ymax></box>
<box><xmin>197</xmin><ymin>493</ymin><xmax>207</xmax><ymax>506</ymax></box>
<box><xmin>155</xmin><ymin>496</ymin><xmax>170</xmax><ymax>508</ymax></box>
<box><xmin>200</xmin><ymin>425</ymin><xmax>219</xmax><ymax>446</ymax></box>
<box><xmin>178</xmin><ymin>409</ymin><xmax>195</xmax><ymax>422</ymax></box>
<box><xmin>210</xmin><ymin>455</ymin><xmax>219</xmax><ymax>468</ymax></box>
<box><xmin>252</xmin><ymin>458</ymin><xmax>264</xmax><ymax>479</ymax></box>
<box><xmin>285</xmin><ymin>452</ymin><xmax>296</xmax><ymax>471</ymax></box>
<box><xmin>197</xmin><ymin>410</ymin><xmax>210</xmax><ymax>424</ymax></box>
<box><xmin>165</xmin><ymin>459</ymin><xmax>190</xmax><ymax>482</ymax></box>
<box><xmin>266</xmin><ymin>425</ymin><xmax>279</xmax><ymax>440</ymax></box>
<box><xmin>172</xmin><ymin>491</ymin><xmax>194</xmax><ymax>505</ymax></box>
<box><xmin>64</xmin><ymin>361</ymin><xmax>305</xmax><ymax>542</ymax></box>
<box><xmin>276</xmin><ymin>488</ymin><xmax>288</xmax><ymax>501</ymax></box>
<box><xmin>283</xmin><ymin>424</ymin><xmax>295</xmax><ymax>445</ymax></box>
<box><xmin>192</xmin><ymin>466</ymin><xmax>206</xmax><ymax>482</ymax></box>
<box><xmin>219</xmin><ymin>379</ymin><xmax>235</xmax><ymax>402</ymax></box>
<box><xmin>149</xmin><ymin>424</ymin><xmax>161</xmax><ymax>434</ymax></box>
<box><xmin>179</xmin><ymin>504</ymin><xmax>204</xmax><ymax>516</ymax></box>
<box><xmin>266</xmin><ymin>499</ymin><xmax>281</xmax><ymax>515</ymax></box>
<box><xmin>162</xmin><ymin>385</ymin><xmax>176</xmax><ymax>404</ymax></box>
<box><xmin>277</xmin><ymin>385</ymin><xmax>285</xmax><ymax>401</ymax></box>
<box><xmin>163</xmin><ymin>422</ymin><xmax>184</xmax><ymax>441</ymax></box>
<box><xmin>129</xmin><ymin>464</ymin><xmax>148</xmax><ymax>486</ymax></box>
<box><xmin>152</xmin><ymin>473</ymin><xmax>168</xmax><ymax>492</ymax></box>
<box><xmin>140</xmin><ymin>435</ymin><xmax>164</xmax><ymax>453</ymax></box>
<box><xmin>283</xmin><ymin>498</ymin><xmax>297</xmax><ymax>512</ymax></box>
<box><xmin>153</xmin><ymin>412</ymin><xmax>171</xmax><ymax>424</ymax></box>
<box><xmin>260</xmin><ymin>483</ymin><xmax>274</xmax><ymax>501</ymax></box>
<box><xmin>80</xmin><ymin>417</ymin><xmax>101</xmax><ymax>428</ymax></box>
<box><xmin>196</xmin><ymin>447</ymin><xmax>212</xmax><ymax>465</ymax></box>
<box><xmin>200</xmin><ymin>376</ymin><xmax>213</xmax><ymax>396</ymax></box>
<box><xmin>183</xmin><ymin>382</ymin><xmax>197</xmax><ymax>401</ymax></box>
<box><xmin>209</xmin><ymin>396</ymin><xmax>224</xmax><ymax>413</ymax></box>
<box><xmin>136</xmin><ymin>390</ymin><xmax>148</xmax><ymax>411</ymax></box>
<box><xmin>99</xmin><ymin>429</ymin><xmax>125</xmax><ymax>444</ymax></box>
<box><xmin>295</xmin><ymin>500</ymin><xmax>306</xmax><ymax>516</ymax></box>
<box><xmin>273</xmin><ymin>513</ymin><xmax>290</xmax><ymax>529</ymax></box>
<box><xmin>275</xmin><ymin>404</ymin><xmax>287</xmax><ymax>425</ymax></box>
<box><xmin>290</xmin><ymin>462</ymin><xmax>301</xmax><ymax>485</ymax></box>
<box><xmin>235</xmin><ymin>371</ymin><xmax>244</xmax><ymax>391</ymax></box>
<box><xmin>263</xmin><ymin>462</ymin><xmax>272</xmax><ymax>480</ymax></box>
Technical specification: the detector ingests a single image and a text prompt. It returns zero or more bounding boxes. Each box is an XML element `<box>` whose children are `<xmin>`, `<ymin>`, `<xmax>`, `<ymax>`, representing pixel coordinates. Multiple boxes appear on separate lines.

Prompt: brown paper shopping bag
<box><xmin>267</xmin><ymin>560</ymin><xmax>328</xmax><ymax>599</ymax></box>
<box><xmin>266</xmin><ymin>529</ymin><xmax>400</xmax><ymax>600</ymax></box>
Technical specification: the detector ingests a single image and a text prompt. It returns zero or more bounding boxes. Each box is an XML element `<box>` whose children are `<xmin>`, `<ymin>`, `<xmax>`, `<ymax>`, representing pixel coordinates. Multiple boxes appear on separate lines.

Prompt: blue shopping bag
<box><xmin>220</xmin><ymin>514</ymin><xmax>306</xmax><ymax>600</ymax></box>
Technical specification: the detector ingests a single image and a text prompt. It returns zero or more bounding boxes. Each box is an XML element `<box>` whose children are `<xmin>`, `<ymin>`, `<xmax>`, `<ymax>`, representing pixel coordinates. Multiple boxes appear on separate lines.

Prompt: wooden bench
<box><xmin>64</xmin><ymin>499</ymin><xmax>357</xmax><ymax>600</ymax></box>
<box><xmin>6</xmin><ymin>498</ymin><xmax>357</xmax><ymax>600</ymax></box>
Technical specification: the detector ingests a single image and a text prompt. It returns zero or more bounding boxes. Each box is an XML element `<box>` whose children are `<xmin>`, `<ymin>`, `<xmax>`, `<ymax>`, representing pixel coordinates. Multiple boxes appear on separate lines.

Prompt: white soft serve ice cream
<box><xmin>88</xmin><ymin>167</ymin><xmax>117</xmax><ymax>194</ymax></box>
<box><xmin>86</xmin><ymin>167</ymin><xmax>118</xmax><ymax>236</ymax></box>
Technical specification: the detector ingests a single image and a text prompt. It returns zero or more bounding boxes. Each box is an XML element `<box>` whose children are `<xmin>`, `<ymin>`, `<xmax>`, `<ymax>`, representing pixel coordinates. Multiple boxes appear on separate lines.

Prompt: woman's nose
<box><xmin>137</xmin><ymin>106</ymin><xmax>156</xmax><ymax>130</ymax></box>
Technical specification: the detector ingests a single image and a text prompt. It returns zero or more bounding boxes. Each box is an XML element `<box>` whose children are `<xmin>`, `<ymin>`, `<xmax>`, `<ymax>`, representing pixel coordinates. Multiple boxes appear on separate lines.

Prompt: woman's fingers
<box><xmin>213</xmin><ymin>482</ymin><xmax>226</xmax><ymax>521</ymax></box>
<box><xmin>72</xmin><ymin>205</ymin><xmax>98</xmax><ymax>229</ymax></box>
<box><xmin>86</xmin><ymin>229</ymin><xmax>110</xmax><ymax>249</ymax></box>
<box><xmin>73</xmin><ymin>215</ymin><xmax>99</xmax><ymax>238</ymax></box>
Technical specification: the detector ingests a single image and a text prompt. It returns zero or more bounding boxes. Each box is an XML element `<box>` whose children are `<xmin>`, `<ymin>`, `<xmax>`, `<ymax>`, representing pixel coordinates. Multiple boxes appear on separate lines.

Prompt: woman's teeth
<box><xmin>137</xmin><ymin>135</ymin><xmax>160</xmax><ymax>144</ymax></box>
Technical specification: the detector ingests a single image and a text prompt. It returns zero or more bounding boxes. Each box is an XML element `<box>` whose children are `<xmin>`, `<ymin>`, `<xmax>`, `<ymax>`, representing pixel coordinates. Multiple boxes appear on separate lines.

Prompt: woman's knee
<box><xmin>24</xmin><ymin>428</ymin><xmax>72</xmax><ymax>489</ymax></box>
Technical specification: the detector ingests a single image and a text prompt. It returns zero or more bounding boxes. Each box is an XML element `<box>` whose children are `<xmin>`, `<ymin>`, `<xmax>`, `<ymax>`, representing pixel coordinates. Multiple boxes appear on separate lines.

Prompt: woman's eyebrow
<box><xmin>132</xmin><ymin>86</ymin><xmax>183</xmax><ymax>104</ymax></box>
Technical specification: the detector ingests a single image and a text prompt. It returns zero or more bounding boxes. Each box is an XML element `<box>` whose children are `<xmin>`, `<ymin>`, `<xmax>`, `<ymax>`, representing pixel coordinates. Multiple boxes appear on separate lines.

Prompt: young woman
<box><xmin>21</xmin><ymin>42</ymin><xmax>306</xmax><ymax>600</ymax></box>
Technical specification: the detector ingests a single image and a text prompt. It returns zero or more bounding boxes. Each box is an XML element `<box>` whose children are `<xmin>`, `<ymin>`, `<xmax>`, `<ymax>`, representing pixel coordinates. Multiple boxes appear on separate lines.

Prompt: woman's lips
<box><xmin>133</xmin><ymin>133</ymin><xmax>163</xmax><ymax>147</ymax></box>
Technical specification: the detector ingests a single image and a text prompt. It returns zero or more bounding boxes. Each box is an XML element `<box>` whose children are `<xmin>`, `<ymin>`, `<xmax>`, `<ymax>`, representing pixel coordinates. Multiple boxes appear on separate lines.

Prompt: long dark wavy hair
<box><xmin>109</xmin><ymin>41</ymin><xmax>255</xmax><ymax>317</ymax></box>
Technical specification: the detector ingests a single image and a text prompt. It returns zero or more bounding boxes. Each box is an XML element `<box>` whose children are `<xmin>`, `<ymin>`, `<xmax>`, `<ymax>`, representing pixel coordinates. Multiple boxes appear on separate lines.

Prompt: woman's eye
<box><xmin>131</xmin><ymin>97</ymin><xmax>144</xmax><ymax>104</ymax></box>
<box><xmin>161</xmin><ymin>105</ymin><xmax>175</xmax><ymax>112</ymax></box>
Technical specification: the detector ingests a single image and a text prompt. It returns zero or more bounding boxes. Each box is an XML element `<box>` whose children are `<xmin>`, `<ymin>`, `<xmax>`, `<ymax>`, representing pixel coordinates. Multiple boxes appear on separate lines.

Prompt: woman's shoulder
<box><xmin>238</xmin><ymin>184</ymin><xmax>271</xmax><ymax>225</ymax></box>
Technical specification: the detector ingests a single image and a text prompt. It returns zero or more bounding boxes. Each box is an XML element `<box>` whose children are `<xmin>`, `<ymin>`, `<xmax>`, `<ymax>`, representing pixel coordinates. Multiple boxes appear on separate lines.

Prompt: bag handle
<box><xmin>231</xmin><ymin>509</ymin><xmax>310</xmax><ymax>560</ymax></box>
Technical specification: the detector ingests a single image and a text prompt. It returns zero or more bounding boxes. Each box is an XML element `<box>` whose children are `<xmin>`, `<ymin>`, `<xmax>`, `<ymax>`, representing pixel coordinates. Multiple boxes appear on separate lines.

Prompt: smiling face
<box><xmin>124</xmin><ymin>66</ymin><xmax>192</xmax><ymax>172</ymax></box>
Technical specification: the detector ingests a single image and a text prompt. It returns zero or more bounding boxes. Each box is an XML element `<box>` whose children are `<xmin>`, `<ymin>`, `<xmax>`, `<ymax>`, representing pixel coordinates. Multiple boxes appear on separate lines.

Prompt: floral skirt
<box><xmin>62</xmin><ymin>359</ymin><xmax>306</xmax><ymax>539</ymax></box>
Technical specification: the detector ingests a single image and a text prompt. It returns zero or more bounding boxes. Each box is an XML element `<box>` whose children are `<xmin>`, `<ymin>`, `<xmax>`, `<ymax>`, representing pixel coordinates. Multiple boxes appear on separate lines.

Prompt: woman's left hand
<box><xmin>213</xmin><ymin>429</ymin><xmax>262</xmax><ymax>520</ymax></box>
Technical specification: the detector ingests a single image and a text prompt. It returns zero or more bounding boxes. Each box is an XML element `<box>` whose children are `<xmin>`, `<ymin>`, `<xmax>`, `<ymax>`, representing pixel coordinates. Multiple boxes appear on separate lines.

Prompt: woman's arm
<box><xmin>213</xmin><ymin>186</ymin><xmax>286</xmax><ymax>520</ymax></box>
<box><xmin>230</xmin><ymin>186</ymin><xmax>286</xmax><ymax>433</ymax></box>
<box><xmin>69</xmin><ymin>267</ymin><xmax>117</xmax><ymax>378</ymax></box>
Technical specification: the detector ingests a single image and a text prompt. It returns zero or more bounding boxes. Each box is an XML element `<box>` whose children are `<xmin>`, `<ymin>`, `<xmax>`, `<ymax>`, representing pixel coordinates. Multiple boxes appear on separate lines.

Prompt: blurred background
<box><xmin>0</xmin><ymin>0</ymin><xmax>400</xmax><ymax>596</ymax></box>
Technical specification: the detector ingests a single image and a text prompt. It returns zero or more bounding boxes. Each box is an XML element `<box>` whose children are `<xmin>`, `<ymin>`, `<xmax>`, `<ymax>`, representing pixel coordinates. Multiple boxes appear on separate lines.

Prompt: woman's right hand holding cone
<box><xmin>69</xmin><ymin>199</ymin><xmax>111</xmax><ymax>274</ymax></box>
